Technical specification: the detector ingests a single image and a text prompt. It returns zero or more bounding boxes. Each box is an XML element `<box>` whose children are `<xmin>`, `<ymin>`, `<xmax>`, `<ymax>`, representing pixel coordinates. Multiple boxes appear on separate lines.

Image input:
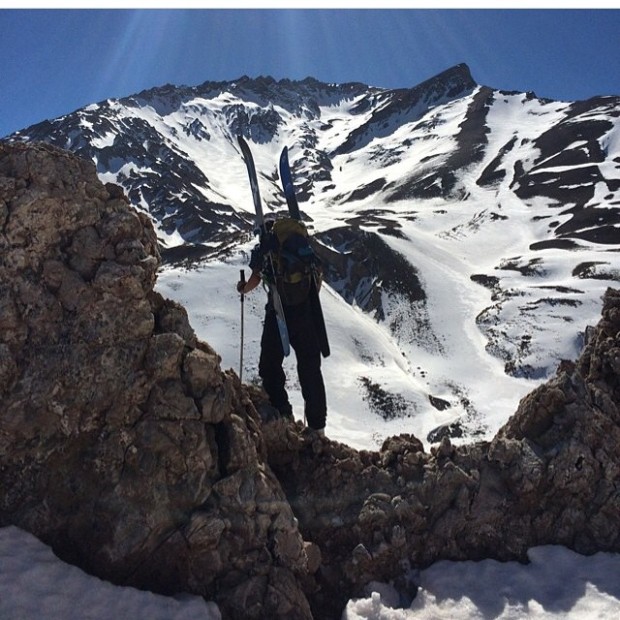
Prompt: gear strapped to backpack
<box><xmin>263</xmin><ymin>218</ymin><xmax>321</xmax><ymax>306</ymax></box>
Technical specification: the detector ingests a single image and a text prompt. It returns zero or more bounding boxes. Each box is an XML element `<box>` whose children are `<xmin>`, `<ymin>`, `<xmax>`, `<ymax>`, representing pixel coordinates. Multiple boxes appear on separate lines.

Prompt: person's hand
<box><xmin>236</xmin><ymin>280</ymin><xmax>245</xmax><ymax>293</ymax></box>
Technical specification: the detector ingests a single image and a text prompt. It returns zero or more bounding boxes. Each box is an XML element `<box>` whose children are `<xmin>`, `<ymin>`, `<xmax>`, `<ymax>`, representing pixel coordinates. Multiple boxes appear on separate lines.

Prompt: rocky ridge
<box><xmin>1</xmin><ymin>141</ymin><xmax>620</xmax><ymax>619</ymax></box>
<box><xmin>0</xmin><ymin>141</ymin><xmax>312</xmax><ymax>619</ymax></box>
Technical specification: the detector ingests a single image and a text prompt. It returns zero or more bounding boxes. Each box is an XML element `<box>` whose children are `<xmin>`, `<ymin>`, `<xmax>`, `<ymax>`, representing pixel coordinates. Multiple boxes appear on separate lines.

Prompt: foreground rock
<box><xmin>0</xmin><ymin>142</ymin><xmax>312</xmax><ymax>620</ymax></box>
<box><xmin>2</xmin><ymin>141</ymin><xmax>619</xmax><ymax>620</ymax></box>
<box><xmin>262</xmin><ymin>290</ymin><xmax>620</xmax><ymax>618</ymax></box>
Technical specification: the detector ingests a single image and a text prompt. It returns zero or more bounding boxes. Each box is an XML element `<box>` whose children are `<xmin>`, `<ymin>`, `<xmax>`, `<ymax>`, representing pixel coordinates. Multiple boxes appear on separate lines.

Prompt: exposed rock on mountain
<box><xmin>2</xmin><ymin>141</ymin><xmax>620</xmax><ymax>620</ymax></box>
<box><xmin>313</xmin><ymin>226</ymin><xmax>425</xmax><ymax>320</ymax></box>
<box><xmin>332</xmin><ymin>63</ymin><xmax>477</xmax><ymax>158</ymax></box>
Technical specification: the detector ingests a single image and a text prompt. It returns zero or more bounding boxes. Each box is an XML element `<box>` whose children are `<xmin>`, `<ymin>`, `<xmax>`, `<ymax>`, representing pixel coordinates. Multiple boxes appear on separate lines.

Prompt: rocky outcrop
<box><xmin>0</xmin><ymin>142</ymin><xmax>312</xmax><ymax>620</ymax></box>
<box><xmin>2</xmin><ymin>141</ymin><xmax>620</xmax><ymax>620</ymax></box>
<box><xmin>262</xmin><ymin>290</ymin><xmax>620</xmax><ymax>618</ymax></box>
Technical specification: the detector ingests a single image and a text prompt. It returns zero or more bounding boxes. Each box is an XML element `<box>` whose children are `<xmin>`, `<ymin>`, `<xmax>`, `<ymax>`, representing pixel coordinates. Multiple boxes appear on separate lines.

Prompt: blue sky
<box><xmin>1</xmin><ymin>7</ymin><xmax>619</xmax><ymax>138</ymax></box>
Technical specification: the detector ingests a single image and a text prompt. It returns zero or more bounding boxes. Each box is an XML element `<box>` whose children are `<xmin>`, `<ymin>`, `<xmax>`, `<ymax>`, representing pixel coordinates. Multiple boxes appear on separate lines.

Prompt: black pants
<box><xmin>259</xmin><ymin>301</ymin><xmax>327</xmax><ymax>430</ymax></box>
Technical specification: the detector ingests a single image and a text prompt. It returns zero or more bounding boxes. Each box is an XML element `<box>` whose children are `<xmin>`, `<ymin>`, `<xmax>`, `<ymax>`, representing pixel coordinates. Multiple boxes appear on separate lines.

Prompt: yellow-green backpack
<box><xmin>269</xmin><ymin>218</ymin><xmax>321</xmax><ymax>306</ymax></box>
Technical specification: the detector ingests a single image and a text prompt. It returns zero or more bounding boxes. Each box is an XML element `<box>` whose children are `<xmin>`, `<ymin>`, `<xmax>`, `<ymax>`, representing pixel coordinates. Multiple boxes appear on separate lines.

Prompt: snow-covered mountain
<box><xmin>9</xmin><ymin>63</ymin><xmax>620</xmax><ymax>449</ymax></box>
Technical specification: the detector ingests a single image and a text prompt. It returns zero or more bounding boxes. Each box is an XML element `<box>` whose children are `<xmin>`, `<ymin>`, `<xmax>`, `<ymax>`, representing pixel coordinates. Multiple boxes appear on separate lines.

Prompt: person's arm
<box><xmin>237</xmin><ymin>270</ymin><xmax>261</xmax><ymax>294</ymax></box>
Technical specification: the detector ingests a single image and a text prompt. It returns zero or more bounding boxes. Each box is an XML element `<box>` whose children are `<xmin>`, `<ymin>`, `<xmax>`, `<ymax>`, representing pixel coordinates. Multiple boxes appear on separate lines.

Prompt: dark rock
<box><xmin>0</xmin><ymin>142</ymin><xmax>312</xmax><ymax>620</ymax></box>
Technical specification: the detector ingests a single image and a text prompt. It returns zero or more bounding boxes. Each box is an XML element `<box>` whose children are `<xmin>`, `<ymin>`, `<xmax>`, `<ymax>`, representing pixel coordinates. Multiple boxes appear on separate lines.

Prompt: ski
<box><xmin>279</xmin><ymin>146</ymin><xmax>331</xmax><ymax>358</ymax></box>
<box><xmin>238</xmin><ymin>135</ymin><xmax>291</xmax><ymax>357</ymax></box>
<box><xmin>279</xmin><ymin>146</ymin><xmax>301</xmax><ymax>220</ymax></box>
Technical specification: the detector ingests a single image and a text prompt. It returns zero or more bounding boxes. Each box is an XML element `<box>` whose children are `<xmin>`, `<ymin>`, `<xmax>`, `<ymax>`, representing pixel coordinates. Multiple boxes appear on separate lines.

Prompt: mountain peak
<box><xmin>409</xmin><ymin>62</ymin><xmax>476</xmax><ymax>97</ymax></box>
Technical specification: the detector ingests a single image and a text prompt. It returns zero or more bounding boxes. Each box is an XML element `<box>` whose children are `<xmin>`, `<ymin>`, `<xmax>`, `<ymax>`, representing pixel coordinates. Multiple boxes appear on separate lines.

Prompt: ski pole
<box><xmin>239</xmin><ymin>269</ymin><xmax>246</xmax><ymax>382</ymax></box>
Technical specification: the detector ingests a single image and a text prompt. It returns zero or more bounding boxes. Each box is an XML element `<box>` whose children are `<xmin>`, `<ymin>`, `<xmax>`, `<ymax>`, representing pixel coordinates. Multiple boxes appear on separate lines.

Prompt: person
<box><xmin>237</xmin><ymin>220</ymin><xmax>327</xmax><ymax>434</ymax></box>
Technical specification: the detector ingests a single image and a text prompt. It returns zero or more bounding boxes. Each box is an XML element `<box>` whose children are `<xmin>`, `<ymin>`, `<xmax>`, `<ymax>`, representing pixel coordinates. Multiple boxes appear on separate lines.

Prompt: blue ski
<box><xmin>238</xmin><ymin>135</ymin><xmax>291</xmax><ymax>357</ymax></box>
<box><xmin>279</xmin><ymin>145</ymin><xmax>330</xmax><ymax>358</ymax></box>
<box><xmin>279</xmin><ymin>146</ymin><xmax>301</xmax><ymax>220</ymax></box>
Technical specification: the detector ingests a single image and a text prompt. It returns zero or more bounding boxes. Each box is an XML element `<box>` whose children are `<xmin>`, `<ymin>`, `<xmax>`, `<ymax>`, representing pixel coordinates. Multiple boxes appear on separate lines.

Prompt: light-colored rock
<box><xmin>0</xmin><ymin>142</ymin><xmax>311</xmax><ymax>620</ymax></box>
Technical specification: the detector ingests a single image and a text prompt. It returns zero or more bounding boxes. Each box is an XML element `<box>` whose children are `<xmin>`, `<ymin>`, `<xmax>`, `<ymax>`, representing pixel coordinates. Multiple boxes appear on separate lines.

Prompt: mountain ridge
<box><xmin>6</xmin><ymin>62</ymin><xmax>620</xmax><ymax>445</ymax></box>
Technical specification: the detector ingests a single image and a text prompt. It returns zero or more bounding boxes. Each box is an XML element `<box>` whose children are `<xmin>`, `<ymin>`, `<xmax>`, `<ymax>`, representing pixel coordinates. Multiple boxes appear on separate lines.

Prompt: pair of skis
<box><xmin>237</xmin><ymin>135</ymin><xmax>330</xmax><ymax>359</ymax></box>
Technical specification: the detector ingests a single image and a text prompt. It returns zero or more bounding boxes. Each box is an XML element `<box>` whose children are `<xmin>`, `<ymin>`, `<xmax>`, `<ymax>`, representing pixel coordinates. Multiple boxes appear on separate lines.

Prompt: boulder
<box><xmin>0</xmin><ymin>142</ymin><xmax>311</xmax><ymax>620</ymax></box>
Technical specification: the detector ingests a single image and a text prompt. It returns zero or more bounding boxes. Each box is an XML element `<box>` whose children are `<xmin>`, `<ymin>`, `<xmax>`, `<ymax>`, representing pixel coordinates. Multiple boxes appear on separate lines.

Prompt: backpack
<box><xmin>264</xmin><ymin>218</ymin><xmax>321</xmax><ymax>306</ymax></box>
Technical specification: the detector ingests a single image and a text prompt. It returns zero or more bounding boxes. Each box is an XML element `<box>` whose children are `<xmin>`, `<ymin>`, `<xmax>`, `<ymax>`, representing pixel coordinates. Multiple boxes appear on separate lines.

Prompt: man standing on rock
<box><xmin>237</xmin><ymin>218</ymin><xmax>327</xmax><ymax>436</ymax></box>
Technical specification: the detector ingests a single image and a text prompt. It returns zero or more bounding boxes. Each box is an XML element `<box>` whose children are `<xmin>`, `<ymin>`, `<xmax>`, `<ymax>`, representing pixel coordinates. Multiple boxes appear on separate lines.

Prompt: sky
<box><xmin>1</xmin><ymin>4</ymin><xmax>620</xmax><ymax>138</ymax></box>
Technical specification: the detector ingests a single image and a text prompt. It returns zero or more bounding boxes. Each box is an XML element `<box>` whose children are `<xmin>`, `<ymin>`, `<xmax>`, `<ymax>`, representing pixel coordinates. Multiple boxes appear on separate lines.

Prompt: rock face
<box><xmin>0</xmin><ymin>142</ymin><xmax>312</xmax><ymax>620</ymax></box>
<box><xmin>2</xmin><ymin>141</ymin><xmax>620</xmax><ymax>620</ymax></box>
<box><xmin>264</xmin><ymin>291</ymin><xmax>620</xmax><ymax>618</ymax></box>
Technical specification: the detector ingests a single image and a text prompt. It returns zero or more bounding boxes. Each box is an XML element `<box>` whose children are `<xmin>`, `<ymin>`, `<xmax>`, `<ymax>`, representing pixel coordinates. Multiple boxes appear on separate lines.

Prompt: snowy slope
<box><xmin>155</xmin><ymin>86</ymin><xmax>620</xmax><ymax>450</ymax></box>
